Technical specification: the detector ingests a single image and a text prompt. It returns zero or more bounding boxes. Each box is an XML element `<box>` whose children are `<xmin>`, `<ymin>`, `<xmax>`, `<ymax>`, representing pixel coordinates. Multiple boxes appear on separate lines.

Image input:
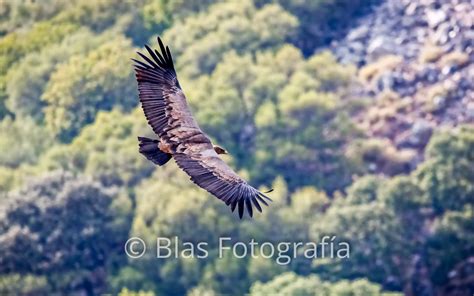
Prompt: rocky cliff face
<box><xmin>332</xmin><ymin>0</ymin><xmax>472</xmax><ymax>66</ymax></box>
<box><xmin>330</xmin><ymin>0</ymin><xmax>473</xmax><ymax>175</ymax></box>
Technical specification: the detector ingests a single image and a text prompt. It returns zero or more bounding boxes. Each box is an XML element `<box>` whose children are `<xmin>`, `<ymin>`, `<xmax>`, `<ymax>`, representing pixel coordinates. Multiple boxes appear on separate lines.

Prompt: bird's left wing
<box><xmin>173</xmin><ymin>147</ymin><xmax>272</xmax><ymax>219</ymax></box>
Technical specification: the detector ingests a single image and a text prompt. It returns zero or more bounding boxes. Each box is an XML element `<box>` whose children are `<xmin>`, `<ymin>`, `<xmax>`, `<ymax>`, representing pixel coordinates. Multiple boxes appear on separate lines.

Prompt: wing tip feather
<box><xmin>134</xmin><ymin>36</ymin><xmax>175</xmax><ymax>72</ymax></box>
<box><xmin>233</xmin><ymin>184</ymin><xmax>271</xmax><ymax>219</ymax></box>
<box><xmin>172</xmin><ymin>154</ymin><xmax>273</xmax><ymax>219</ymax></box>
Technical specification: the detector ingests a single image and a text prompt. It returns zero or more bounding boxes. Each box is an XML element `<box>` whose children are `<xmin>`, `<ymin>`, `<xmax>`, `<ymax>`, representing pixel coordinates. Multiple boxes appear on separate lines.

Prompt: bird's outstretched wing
<box><xmin>133</xmin><ymin>37</ymin><xmax>271</xmax><ymax>218</ymax></box>
<box><xmin>133</xmin><ymin>37</ymin><xmax>198</xmax><ymax>137</ymax></box>
<box><xmin>173</xmin><ymin>150</ymin><xmax>272</xmax><ymax>219</ymax></box>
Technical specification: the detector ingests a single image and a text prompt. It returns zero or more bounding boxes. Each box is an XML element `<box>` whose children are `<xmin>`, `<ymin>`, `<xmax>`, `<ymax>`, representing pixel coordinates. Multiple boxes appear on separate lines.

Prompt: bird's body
<box><xmin>133</xmin><ymin>37</ymin><xmax>271</xmax><ymax>219</ymax></box>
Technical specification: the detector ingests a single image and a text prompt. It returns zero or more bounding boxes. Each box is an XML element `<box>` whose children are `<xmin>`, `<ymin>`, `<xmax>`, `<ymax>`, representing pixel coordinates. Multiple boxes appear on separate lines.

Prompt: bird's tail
<box><xmin>138</xmin><ymin>137</ymin><xmax>171</xmax><ymax>166</ymax></box>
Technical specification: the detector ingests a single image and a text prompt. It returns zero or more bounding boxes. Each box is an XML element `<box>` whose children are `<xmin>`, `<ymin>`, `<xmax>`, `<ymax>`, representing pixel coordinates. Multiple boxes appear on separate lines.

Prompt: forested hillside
<box><xmin>0</xmin><ymin>0</ymin><xmax>472</xmax><ymax>295</ymax></box>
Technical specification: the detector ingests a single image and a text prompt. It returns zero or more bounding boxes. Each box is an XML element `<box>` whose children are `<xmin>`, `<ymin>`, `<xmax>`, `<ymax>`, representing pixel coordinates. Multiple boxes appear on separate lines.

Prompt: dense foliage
<box><xmin>0</xmin><ymin>1</ymin><xmax>472</xmax><ymax>295</ymax></box>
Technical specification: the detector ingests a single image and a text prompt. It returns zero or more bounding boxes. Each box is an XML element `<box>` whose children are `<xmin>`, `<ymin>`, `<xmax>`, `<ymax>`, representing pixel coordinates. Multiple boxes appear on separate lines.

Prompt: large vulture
<box><xmin>133</xmin><ymin>37</ymin><xmax>272</xmax><ymax>219</ymax></box>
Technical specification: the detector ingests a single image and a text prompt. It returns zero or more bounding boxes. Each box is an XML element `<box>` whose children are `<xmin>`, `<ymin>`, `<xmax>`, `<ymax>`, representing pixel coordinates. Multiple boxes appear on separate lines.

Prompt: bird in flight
<box><xmin>133</xmin><ymin>37</ymin><xmax>272</xmax><ymax>219</ymax></box>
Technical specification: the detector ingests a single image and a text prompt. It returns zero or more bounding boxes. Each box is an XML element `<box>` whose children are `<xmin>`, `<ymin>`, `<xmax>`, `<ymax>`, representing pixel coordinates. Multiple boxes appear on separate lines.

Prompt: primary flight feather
<box><xmin>133</xmin><ymin>37</ymin><xmax>272</xmax><ymax>219</ymax></box>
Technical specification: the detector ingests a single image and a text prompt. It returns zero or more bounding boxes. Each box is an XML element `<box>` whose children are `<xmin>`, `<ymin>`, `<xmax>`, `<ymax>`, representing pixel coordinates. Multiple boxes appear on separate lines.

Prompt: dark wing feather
<box><xmin>133</xmin><ymin>37</ymin><xmax>184</xmax><ymax>137</ymax></box>
<box><xmin>174</xmin><ymin>151</ymin><xmax>272</xmax><ymax>219</ymax></box>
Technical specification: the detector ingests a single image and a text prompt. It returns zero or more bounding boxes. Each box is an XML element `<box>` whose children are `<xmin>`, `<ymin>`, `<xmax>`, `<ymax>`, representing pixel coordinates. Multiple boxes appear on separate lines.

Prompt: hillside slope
<box><xmin>330</xmin><ymin>0</ymin><xmax>473</xmax><ymax>174</ymax></box>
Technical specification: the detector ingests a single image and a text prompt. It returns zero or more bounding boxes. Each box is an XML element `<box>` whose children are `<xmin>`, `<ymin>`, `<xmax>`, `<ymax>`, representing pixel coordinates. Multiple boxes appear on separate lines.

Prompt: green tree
<box><xmin>0</xmin><ymin>171</ymin><xmax>132</xmax><ymax>294</ymax></box>
<box><xmin>310</xmin><ymin>126</ymin><xmax>474</xmax><ymax>295</ymax></box>
<box><xmin>0</xmin><ymin>274</ymin><xmax>50</xmax><ymax>296</ymax></box>
<box><xmin>0</xmin><ymin>0</ymin><xmax>71</xmax><ymax>34</ymax></box>
<box><xmin>0</xmin><ymin>20</ymin><xmax>78</xmax><ymax>118</ymax></box>
<box><xmin>38</xmin><ymin>108</ymin><xmax>153</xmax><ymax>186</ymax></box>
<box><xmin>141</xmin><ymin>0</ymin><xmax>221</xmax><ymax>33</ymax></box>
<box><xmin>5</xmin><ymin>28</ymin><xmax>110</xmax><ymax>121</ymax></box>
<box><xmin>163</xmin><ymin>0</ymin><xmax>298</xmax><ymax>77</ymax></box>
<box><xmin>426</xmin><ymin>205</ymin><xmax>474</xmax><ymax>295</ymax></box>
<box><xmin>42</xmin><ymin>36</ymin><xmax>136</xmax><ymax>140</ymax></box>
<box><xmin>249</xmin><ymin>272</ymin><xmax>399</xmax><ymax>296</ymax></box>
<box><xmin>0</xmin><ymin>116</ymin><xmax>54</xmax><ymax>168</ymax></box>
<box><xmin>416</xmin><ymin>125</ymin><xmax>474</xmax><ymax>213</ymax></box>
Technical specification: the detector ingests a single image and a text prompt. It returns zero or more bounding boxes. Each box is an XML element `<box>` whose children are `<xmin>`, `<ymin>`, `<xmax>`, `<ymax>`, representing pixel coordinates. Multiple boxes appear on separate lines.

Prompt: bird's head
<box><xmin>213</xmin><ymin>145</ymin><xmax>228</xmax><ymax>155</ymax></box>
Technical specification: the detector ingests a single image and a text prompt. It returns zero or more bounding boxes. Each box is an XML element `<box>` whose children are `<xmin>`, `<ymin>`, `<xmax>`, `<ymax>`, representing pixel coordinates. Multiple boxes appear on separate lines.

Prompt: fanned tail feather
<box><xmin>138</xmin><ymin>136</ymin><xmax>171</xmax><ymax>166</ymax></box>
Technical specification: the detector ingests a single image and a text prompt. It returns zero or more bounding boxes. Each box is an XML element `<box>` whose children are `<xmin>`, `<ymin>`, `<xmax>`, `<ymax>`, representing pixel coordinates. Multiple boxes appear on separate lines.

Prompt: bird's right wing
<box><xmin>133</xmin><ymin>37</ymin><xmax>199</xmax><ymax>137</ymax></box>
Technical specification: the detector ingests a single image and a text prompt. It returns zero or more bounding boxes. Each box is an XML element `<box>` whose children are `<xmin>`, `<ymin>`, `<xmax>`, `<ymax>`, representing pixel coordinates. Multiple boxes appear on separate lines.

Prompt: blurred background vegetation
<box><xmin>0</xmin><ymin>0</ymin><xmax>472</xmax><ymax>295</ymax></box>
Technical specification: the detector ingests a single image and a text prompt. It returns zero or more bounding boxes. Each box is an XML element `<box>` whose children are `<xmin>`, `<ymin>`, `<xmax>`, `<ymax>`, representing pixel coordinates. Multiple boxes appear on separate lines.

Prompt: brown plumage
<box><xmin>133</xmin><ymin>37</ymin><xmax>272</xmax><ymax>219</ymax></box>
